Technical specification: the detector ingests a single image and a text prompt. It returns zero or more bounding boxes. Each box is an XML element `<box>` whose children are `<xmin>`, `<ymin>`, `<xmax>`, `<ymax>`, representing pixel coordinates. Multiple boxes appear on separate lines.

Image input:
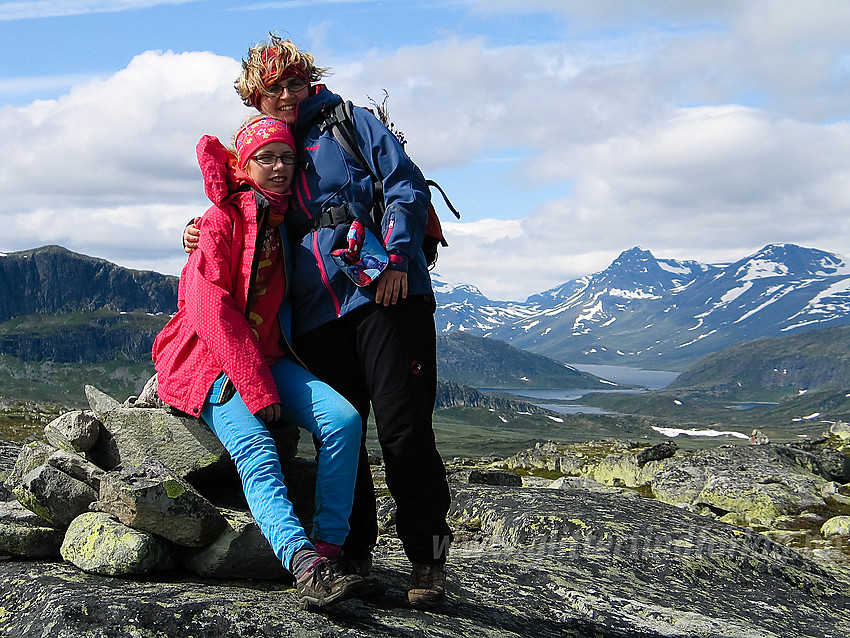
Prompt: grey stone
<box><xmin>46</xmin><ymin>449</ymin><xmax>104</xmax><ymax>490</ymax></box>
<box><xmin>60</xmin><ymin>511</ymin><xmax>177</xmax><ymax>576</ymax></box>
<box><xmin>4</xmin><ymin>439</ymin><xmax>56</xmax><ymax>490</ymax></box>
<box><xmin>0</xmin><ymin>499</ymin><xmax>64</xmax><ymax>558</ymax></box>
<box><xmin>85</xmin><ymin>404</ymin><xmax>230</xmax><ymax>483</ymax></box>
<box><xmin>548</xmin><ymin>475</ymin><xmax>640</xmax><ymax>498</ymax></box>
<box><xmin>821</xmin><ymin>515</ymin><xmax>850</xmax><ymax>538</ymax></box>
<box><xmin>43</xmin><ymin>410</ymin><xmax>100</xmax><ymax>453</ymax></box>
<box><xmin>182</xmin><ymin>508</ymin><xmax>289</xmax><ymax>580</ymax></box>
<box><xmin>97</xmin><ymin>457</ymin><xmax>227</xmax><ymax>547</ymax></box>
<box><xmin>84</xmin><ymin>385</ymin><xmax>121</xmax><ymax>420</ymax></box>
<box><xmin>13</xmin><ymin>464</ymin><xmax>98</xmax><ymax>527</ymax></box>
<box><xmin>467</xmin><ymin>468</ymin><xmax>522</xmax><ymax>486</ymax></box>
<box><xmin>635</xmin><ymin>440</ymin><xmax>678</xmax><ymax>465</ymax></box>
<box><xmin>132</xmin><ymin>373</ymin><xmax>169</xmax><ymax>409</ymax></box>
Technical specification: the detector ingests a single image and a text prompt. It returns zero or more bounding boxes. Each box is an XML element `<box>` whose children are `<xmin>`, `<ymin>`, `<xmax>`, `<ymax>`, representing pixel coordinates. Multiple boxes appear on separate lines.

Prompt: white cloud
<box><xmin>0</xmin><ymin>50</ymin><xmax>247</xmax><ymax>274</ymax></box>
<box><xmin>2</xmin><ymin>1</ymin><xmax>850</xmax><ymax>302</ymax></box>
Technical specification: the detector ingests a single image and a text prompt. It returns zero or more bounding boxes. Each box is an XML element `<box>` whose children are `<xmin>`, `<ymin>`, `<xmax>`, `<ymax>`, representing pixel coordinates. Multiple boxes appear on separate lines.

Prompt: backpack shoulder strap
<box><xmin>320</xmin><ymin>101</ymin><xmax>385</xmax><ymax>224</ymax></box>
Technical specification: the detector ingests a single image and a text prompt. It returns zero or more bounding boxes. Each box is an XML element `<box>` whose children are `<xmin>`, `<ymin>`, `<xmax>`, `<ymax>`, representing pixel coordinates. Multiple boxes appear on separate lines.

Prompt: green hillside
<box><xmin>436</xmin><ymin>331</ymin><xmax>621</xmax><ymax>390</ymax></box>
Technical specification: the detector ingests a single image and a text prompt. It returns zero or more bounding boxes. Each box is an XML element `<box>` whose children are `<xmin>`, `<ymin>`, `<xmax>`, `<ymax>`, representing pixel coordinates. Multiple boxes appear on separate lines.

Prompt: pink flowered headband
<box><xmin>235</xmin><ymin>116</ymin><xmax>294</xmax><ymax>170</ymax></box>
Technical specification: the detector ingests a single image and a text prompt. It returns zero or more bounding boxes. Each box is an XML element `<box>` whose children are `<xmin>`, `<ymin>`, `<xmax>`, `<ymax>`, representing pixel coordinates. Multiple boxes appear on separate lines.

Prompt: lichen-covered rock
<box><xmin>0</xmin><ymin>500</ymin><xmax>64</xmax><ymax>558</ymax></box>
<box><xmin>821</xmin><ymin>516</ymin><xmax>850</xmax><ymax>538</ymax></box>
<box><xmin>448</xmin><ymin>484</ymin><xmax>850</xmax><ymax>637</ymax></box>
<box><xmin>13</xmin><ymin>464</ymin><xmax>98</xmax><ymax>527</ymax></box>
<box><xmin>43</xmin><ymin>410</ymin><xmax>100</xmax><ymax>453</ymax></box>
<box><xmin>182</xmin><ymin>508</ymin><xmax>289</xmax><ymax>580</ymax></box>
<box><xmin>60</xmin><ymin>511</ymin><xmax>177</xmax><ymax>576</ymax></box>
<box><xmin>650</xmin><ymin>444</ymin><xmax>829</xmax><ymax>525</ymax></box>
<box><xmin>97</xmin><ymin>457</ymin><xmax>227</xmax><ymax>547</ymax></box>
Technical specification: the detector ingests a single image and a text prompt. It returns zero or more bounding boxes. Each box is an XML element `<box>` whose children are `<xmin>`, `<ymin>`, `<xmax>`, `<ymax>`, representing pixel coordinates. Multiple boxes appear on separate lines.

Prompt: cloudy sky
<box><xmin>1</xmin><ymin>1</ymin><xmax>849</xmax><ymax>301</ymax></box>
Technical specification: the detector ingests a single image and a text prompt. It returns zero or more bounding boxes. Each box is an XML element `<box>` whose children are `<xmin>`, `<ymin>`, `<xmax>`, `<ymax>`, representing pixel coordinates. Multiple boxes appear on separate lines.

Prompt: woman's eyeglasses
<box><xmin>265</xmin><ymin>78</ymin><xmax>308</xmax><ymax>96</ymax></box>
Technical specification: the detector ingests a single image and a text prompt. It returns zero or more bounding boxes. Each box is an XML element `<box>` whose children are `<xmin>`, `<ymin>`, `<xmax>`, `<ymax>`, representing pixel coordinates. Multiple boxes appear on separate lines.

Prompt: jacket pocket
<box><xmin>207</xmin><ymin>373</ymin><xmax>236</xmax><ymax>405</ymax></box>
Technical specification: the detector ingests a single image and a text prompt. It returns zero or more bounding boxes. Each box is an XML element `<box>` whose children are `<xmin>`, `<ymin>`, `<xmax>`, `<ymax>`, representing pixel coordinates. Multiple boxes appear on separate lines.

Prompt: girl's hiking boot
<box><xmin>296</xmin><ymin>557</ymin><xmax>366</xmax><ymax>611</ymax></box>
<box><xmin>333</xmin><ymin>553</ymin><xmax>387</xmax><ymax>598</ymax></box>
<box><xmin>407</xmin><ymin>562</ymin><xmax>446</xmax><ymax>610</ymax></box>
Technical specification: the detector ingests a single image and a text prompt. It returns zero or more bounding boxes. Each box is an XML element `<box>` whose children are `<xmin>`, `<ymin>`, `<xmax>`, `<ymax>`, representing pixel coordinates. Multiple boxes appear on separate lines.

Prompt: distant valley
<box><xmin>2</xmin><ymin>244</ymin><xmax>849</xmax><ymax>455</ymax></box>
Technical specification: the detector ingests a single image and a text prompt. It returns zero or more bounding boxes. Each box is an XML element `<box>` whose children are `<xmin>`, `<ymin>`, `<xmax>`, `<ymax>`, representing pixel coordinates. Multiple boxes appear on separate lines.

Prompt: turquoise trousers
<box><xmin>202</xmin><ymin>358</ymin><xmax>360</xmax><ymax>570</ymax></box>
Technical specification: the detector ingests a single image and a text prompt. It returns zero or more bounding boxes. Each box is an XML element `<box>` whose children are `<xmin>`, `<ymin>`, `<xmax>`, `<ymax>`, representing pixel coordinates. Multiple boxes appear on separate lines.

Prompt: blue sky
<box><xmin>1</xmin><ymin>1</ymin><xmax>849</xmax><ymax>300</ymax></box>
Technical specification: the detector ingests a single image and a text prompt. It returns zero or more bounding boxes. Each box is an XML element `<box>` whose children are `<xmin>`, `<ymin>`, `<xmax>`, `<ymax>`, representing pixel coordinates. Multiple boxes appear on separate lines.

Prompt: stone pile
<box><xmin>1</xmin><ymin>380</ymin><xmax>307</xmax><ymax>580</ymax></box>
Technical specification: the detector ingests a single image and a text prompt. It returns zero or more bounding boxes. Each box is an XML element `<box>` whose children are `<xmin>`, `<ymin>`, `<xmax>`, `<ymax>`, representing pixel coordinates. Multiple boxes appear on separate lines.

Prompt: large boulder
<box><xmin>83</xmin><ymin>386</ymin><xmax>232</xmax><ymax>484</ymax></box>
<box><xmin>97</xmin><ymin>457</ymin><xmax>227</xmax><ymax>547</ymax></box>
<box><xmin>43</xmin><ymin>410</ymin><xmax>100</xmax><ymax>453</ymax></box>
<box><xmin>60</xmin><ymin>511</ymin><xmax>177</xmax><ymax>576</ymax></box>
<box><xmin>650</xmin><ymin>445</ymin><xmax>828</xmax><ymax>525</ymax></box>
<box><xmin>13</xmin><ymin>464</ymin><xmax>98</xmax><ymax>527</ymax></box>
<box><xmin>181</xmin><ymin>508</ymin><xmax>289</xmax><ymax>580</ymax></box>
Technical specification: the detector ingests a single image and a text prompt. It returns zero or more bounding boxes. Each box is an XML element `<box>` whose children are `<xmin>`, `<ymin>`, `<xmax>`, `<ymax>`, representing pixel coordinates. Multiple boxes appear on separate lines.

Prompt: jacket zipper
<box><xmin>296</xmin><ymin>163</ymin><xmax>342</xmax><ymax>318</ymax></box>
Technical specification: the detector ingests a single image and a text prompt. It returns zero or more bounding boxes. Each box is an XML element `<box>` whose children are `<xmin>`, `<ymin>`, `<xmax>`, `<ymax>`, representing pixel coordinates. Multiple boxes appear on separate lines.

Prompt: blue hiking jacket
<box><xmin>286</xmin><ymin>86</ymin><xmax>434</xmax><ymax>337</ymax></box>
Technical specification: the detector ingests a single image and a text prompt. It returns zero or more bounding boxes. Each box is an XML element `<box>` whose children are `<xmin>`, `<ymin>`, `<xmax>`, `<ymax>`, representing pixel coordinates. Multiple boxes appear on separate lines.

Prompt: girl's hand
<box><xmin>256</xmin><ymin>403</ymin><xmax>281</xmax><ymax>423</ymax></box>
<box><xmin>183</xmin><ymin>218</ymin><xmax>201</xmax><ymax>254</ymax></box>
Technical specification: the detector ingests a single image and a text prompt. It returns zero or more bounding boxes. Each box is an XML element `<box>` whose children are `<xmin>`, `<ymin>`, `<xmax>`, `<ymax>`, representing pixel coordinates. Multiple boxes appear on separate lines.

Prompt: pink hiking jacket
<box><xmin>152</xmin><ymin>135</ymin><xmax>286</xmax><ymax>417</ymax></box>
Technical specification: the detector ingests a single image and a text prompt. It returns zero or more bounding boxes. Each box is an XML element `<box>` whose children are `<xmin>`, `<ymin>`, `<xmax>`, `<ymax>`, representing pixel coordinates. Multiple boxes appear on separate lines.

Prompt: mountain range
<box><xmin>3</xmin><ymin>242</ymin><xmax>850</xmax><ymax>380</ymax></box>
<box><xmin>433</xmin><ymin>243</ymin><xmax>850</xmax><ymax>370</ymax></box>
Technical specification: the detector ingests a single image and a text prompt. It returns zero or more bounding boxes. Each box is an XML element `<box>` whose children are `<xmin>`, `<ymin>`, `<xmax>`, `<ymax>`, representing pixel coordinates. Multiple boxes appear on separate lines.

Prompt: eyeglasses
<box><xmin>265</xmin><ymin>77</ymin><xmax>309</xmax><ymax>96</ymax></box>
<box><xmin>251</xmin><ymin>152</ymin><xmax>296</xmax><ymax>166</ymax></box>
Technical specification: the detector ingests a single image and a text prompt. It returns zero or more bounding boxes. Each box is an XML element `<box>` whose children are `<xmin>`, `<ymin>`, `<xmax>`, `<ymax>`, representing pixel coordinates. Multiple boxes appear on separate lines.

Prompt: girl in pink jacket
<box><xmin>153</xmin><ymin>116</ymin><xmax>364</xmax><ymax>610</ymax></box>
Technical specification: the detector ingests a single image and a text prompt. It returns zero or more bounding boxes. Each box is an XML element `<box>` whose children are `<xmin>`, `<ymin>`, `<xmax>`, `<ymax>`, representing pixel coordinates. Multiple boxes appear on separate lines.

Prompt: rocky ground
<box><xmin>2</xmin><ymin>383</ymin><xmax>850</xmax><ymax>637</ymax></box>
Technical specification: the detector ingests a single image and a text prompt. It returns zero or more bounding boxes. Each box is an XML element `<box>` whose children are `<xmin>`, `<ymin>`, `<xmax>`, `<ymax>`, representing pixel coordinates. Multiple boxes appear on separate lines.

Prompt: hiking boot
<box><xmin>407</xmin><ymin>563</ymin><xmax>446</xmax><ymax>610</ymax></box>
<box><xmin>296</xmin><ymin>557</ymin><xmax>366</xmax><ymax>611</ymax></box>
<box><xmin>333</xmin><ymin>554</ymin><xmax>387</xmax><ymax>598</ymax></box>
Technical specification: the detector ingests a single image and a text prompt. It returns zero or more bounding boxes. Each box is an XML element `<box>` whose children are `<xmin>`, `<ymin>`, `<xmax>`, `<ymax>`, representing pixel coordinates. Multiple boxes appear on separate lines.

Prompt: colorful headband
<box><xmin>235</xmin><ymin>116</ymin><xmax>294</xmax><ymax>170</ymax></box>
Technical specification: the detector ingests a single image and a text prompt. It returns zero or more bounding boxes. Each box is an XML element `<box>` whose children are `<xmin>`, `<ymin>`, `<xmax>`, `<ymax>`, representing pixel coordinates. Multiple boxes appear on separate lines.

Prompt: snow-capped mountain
<box><xmin>432</xmin><ymin>244</ymin><xmax>850</xmax><ymax>369</ymax></box>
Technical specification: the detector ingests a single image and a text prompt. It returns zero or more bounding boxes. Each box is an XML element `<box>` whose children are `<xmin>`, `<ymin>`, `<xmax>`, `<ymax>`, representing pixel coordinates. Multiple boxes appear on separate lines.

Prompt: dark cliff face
<box><xmin>0</xmin><ymin>246</ymin><xmax>178</xmax><ymax>322</ymax></box>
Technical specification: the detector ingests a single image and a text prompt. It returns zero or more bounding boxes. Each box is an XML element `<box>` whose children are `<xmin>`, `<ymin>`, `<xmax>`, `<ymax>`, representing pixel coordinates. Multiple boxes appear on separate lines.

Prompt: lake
<box><xmin>479</xmin><ymin>364</ymin><xmax>680</xmax><ymax>415</ymax></box>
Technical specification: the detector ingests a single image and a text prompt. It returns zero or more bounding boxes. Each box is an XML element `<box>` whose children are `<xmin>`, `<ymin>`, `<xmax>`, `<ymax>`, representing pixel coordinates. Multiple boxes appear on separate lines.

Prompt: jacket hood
<box><xmin>196</xmin><ymin>135</ymin><xmax>253</xmax><ymax>207</ymax></box>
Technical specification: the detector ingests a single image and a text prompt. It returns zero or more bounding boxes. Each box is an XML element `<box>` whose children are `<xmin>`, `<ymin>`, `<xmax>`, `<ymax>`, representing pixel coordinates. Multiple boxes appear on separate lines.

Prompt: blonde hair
<box><xmin>235</xmin><ymin>34</ymin><xmax>331</xmax><ymax>108</ymax></box>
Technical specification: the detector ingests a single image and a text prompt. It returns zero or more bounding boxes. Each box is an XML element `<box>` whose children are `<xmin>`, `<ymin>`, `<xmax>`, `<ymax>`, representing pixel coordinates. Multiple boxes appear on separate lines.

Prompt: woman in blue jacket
<box><xmin>189</xmin><ymin>35</ymin><xmax>453</xmax><ymax>609</ymax></box>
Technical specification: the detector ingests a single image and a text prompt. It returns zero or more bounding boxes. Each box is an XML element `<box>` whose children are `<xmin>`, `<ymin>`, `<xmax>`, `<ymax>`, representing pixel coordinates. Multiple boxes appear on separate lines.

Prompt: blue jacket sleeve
<box><xmin>349</xmin><ymin>106</ymin><xmax>430</xmax><ymax>273</ymax></box>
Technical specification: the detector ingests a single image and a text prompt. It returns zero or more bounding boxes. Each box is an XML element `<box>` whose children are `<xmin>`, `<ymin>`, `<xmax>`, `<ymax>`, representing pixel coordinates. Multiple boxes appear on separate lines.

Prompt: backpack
<box><xmin>318</xmin><ymin>99</ymin><xmax>460</xmax><ymax>268</ymax></box>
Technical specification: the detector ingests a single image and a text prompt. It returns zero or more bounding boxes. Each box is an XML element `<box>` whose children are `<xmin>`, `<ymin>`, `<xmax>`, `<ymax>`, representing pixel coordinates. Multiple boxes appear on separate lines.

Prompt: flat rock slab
<box><xmin>448</xmin><ymin>484</ymin><xmax>850</xmax><ymax>638</ymax></box>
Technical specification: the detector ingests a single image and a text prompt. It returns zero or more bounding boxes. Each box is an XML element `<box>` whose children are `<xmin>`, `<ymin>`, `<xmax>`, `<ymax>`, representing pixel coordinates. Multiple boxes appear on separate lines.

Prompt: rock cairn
<box><xmin>1</xmin><ymin>379</ymin><xmax>309</xmax><ymax>580</ymax></box>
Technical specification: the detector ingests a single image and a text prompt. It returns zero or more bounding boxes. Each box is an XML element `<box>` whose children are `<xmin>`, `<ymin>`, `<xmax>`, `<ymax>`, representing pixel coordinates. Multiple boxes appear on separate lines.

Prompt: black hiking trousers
<box><xmin>293</xmin><ymin>294</ymin><xmax>453</xmax><ymax>565</ymax></box>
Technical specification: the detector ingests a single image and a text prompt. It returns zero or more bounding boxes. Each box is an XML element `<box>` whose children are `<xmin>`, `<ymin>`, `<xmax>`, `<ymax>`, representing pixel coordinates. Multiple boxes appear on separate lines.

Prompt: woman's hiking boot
<box><xmin>407</xmin><ymin>562</ymin><xmax>446</xmax><ymax>609</ymax></box>
<box><xmin>296</xmin><ymin>556</ymin><xmax>366</xmax><ymax>611</ymax></box>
